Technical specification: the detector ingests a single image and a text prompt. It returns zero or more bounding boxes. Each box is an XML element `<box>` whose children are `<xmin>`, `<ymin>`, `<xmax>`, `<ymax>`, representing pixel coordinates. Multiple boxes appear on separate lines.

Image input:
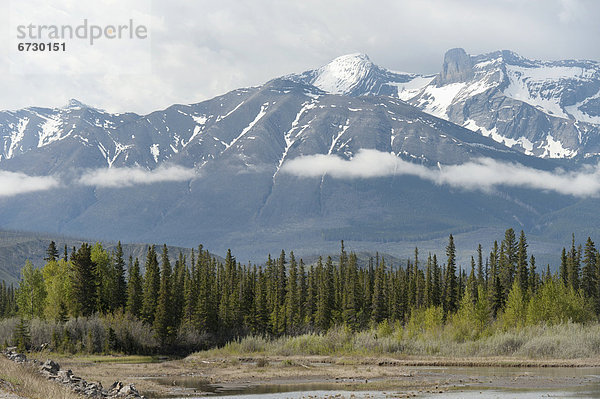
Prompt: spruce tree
<box><xmin>304</xmin><ymin>264</ymin><xmax>317</xmax><ymax>327</ymax></box>
<box><xmin>126</xmin><ymin>257</ymin><xmax>143</xmax><ymax>318</ymax></box>
<box><xmin>14</xmin><ymin>317</ymin><xmax>31</xmax><ymax>351</ymax></box>
<box><xmin>477</xmin><ymin>244</ymin><xmax>484</xmax><ymax>288</ymax></box>
<box><xmin>594</xmin><ymin>251</ymin><xmax>600</xmax><ymax>315</ymax></box>
<box><xmin>582</xmin><ymin>237</ymin><xmax>597</xmax><ymax>300</ymax></box>
<box><xmin>596</xmin><ymin>251</ymin><xmax>600</xmax><ymax>315</ymax></box>
<box><xmin>362</xmin><ymin>257</ymin><xmax>374</xmax><ymax>321</ymax></box>
<box><xmin>154</xmin><ymin>244</ymin><xmax>174</xmax><ymax>347</ymax></box>
<box><xmin>239</xmin><ymin>265</ymin><xmax>254</xmax><ymax>332</ymax></box>
<box><xmin>171</xmin><ymin>252</ymin><xmax>186</xmax><ymax>329</ymax></box>
<box><xmin>387</xmin><ymin>268</ymin><xmax>402</xmax><ymax>323</ymax></box>
<box><xmin>414</xmin><ymin>247</ymin><xmax>422</xmax><ymax>307</ymax></box>
<box><xmin>269</xmin><ymin>250</ymin><xmax>287</xmax><ymax>335</ymax></box>
<box><xmin>70</xmin><ymin>243</ymin><xmax>98</xmax><ymax>317</ymax></box>
<box><xmin>403</xmin><ymin>259</ymin><xmax>411</xmax><ymax>308</ymax></box>
<box><xmin>566</xmin><ymin>235</ymin><xmax>581</xmax><ymax>290</ymax></box>
<box><xmin>487</xmin><ymin>241</ymin><xmax>501</xmax><ymax>316</ymax></box>
<box><xmin>432</xmin><ymin>254</ymin><xmax>441</xmax><ymax>307</ymax></box>
<box><xmin>141</xmin><ymin>245</ymin><xmax>160</xmax><ymax>324</ymax></box>
<box><xmin>298</xmin><ymin>259</ymin><xmax>307</xmax><ymax>324</ymax></box>
<box><xmin>499</xmin><ymin>229</ymin><xmax>517</xmax><ymax>301</ymax></box>
<box><xmin>91</xmin><ymin>243</ymin><xmax>113</xmax><ymax>313</ymax></box>
<box><xmin>195</xmin><ymin>250</ymin><xmax>217</xmax><ymax>333</ymax></box>
<box><xmin>0</xmin><ymin>282</ymin><xmax>5</xmax><ymax>318</ymax></box>
<box><xmin>560</xmin><ymin>247</ymin><xmax>568</xmax><ymax>285</ymax></box>
<box><xmin>44</xmin><ymin>241</ymin><xmax>59</xmax><ymax>262</ymax></box>
<box><xmin>336</xmin><ymin>241</ymin><xmax>348</xmax><ymax>321</ymax></box>
<box><xmin>468</xmin><ymin>256</ymin><xmax>477</xmax><ymax>305</ymax></box>
<box><xmin>424</xmin><ymin>254</ymin><xmax>433</xmax><ymax>308</ymax></box>
<box><xmin>342</xmin><ymin>253</ymin><xmax>360</xmax><ymax>331</ymax></box>
<box><xmin>517</xmin><ymin>230</ymin><xmax>528</xmax><ymax>292</ymax></box>
<box><xmin>444</xmin><ymin>234</ymin><xmax>458</xmax><ymax>314</ymax></box>
<box><xmin>253</xmin><ymin>266</ymin><xmax>269</xmax><ymax>334</ymax></box>
<box><xmin>183</xmin><ymin>248</ymin><xmax>199</xmax><ymax>326</ymax></box>
<box><xmin>112</xmin><ymin>241</ymin><xmax>127</xmax><ymax>311</ymax></box>
<box><xmin>528</xmin><ymin>255</ymin><xmax>537</xmax><ymax>294</ymax></box>
<box><xmin>371</xmin><ymin>257</ymin><xmax>388</xmax><ymax>324</ymax></box>
<box><xmin>315</xmin><ymin>257</ymin><xmax>333</xmax><ymax>331</ymax></box>
<box><xmin>284</xmin><ymin>252</ymin><xmax>299</xmax><ymax>333</ymax></box>
<box><xmin>182</xmin><ymin>264</ymin><xmax>193</xmax><ymax>326</ymax></box>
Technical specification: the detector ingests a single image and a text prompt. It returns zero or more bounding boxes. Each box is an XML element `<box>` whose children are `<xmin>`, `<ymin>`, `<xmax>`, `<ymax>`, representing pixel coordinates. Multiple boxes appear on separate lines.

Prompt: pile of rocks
<box><xmin>3</xmin><ymin>349</ymin><xmax>145</xmax><ymax>399</ymax></box>
<box><xmin>4</xmin><ymin>348</ymin><xmax>26</xmax><ymax>363</ymax></box>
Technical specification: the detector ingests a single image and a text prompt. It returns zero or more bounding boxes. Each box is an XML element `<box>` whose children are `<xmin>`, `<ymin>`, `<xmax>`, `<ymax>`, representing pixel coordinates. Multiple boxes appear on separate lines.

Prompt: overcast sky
<box><xmin>1</xmin><ymin>0</ymin><xmax>598</xmax><ymax>114</ymax></box>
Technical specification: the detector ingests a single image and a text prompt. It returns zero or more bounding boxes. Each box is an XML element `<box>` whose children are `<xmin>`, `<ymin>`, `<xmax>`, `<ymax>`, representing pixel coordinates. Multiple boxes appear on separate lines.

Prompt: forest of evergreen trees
<box><xmin>0</xmin><ymin>228</ymin><xmax>599</xmax><ymax>354</ymax></box>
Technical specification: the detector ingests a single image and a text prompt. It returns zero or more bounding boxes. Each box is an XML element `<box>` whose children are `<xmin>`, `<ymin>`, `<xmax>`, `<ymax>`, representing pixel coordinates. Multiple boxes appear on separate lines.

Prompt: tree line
<box><xmin>1</xmin><ymin>228</ymin><xmax>599</xmax><ymax>352</ymax></box>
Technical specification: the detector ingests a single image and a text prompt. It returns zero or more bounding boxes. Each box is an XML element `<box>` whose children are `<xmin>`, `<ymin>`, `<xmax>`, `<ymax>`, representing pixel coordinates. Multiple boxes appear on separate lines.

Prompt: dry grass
<box><xmin>192</xmin><ymin>322</ymin><xmax>600</xmax><ymax>361</ymax></box>
<box><xmin>0</xmin><ymin>356</ymin><xmax>82</xmax><ymax>399</ymax></box>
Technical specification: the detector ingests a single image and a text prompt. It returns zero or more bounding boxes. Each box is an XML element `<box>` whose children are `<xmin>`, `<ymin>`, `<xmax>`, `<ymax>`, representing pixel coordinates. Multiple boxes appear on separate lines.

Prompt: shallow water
<box><xmin>172</xmin><ymin>389</ymin><xmax>597</xmax><ymax>399</ymax></box>
<box><xmin>156</xmin><ymin>366</ymin><xmax>600</xmax><ymax>399</ymax></box>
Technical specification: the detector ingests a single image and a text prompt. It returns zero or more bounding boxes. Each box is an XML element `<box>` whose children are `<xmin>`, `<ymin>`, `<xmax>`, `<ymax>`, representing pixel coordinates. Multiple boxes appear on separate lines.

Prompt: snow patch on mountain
<box><xmin>184</xmin><ymin>125</ymin><xmax>203</xmax><ymax>148</ymax></box>
<box><xmin>192</xmin><ymin>115</ymin><xmax>208</xmax><ymax>125</ymax></box>
<box><xmin>541</xmin><ymin>134</ymin><xmax>576</xmax><ymax>158</ymax></box>
<box><xmin>463</xmin><ymin>119</ymin><xmax>534</xmax><ymax>155</ymax></box>
<box><xmin>328</xmin><ymin>118</ymin><xmax>351</xmax><ymax>155</ymax></box>
<box><xmin>216</xmin><ymin>101</ymin><xmax>245</xmax><ymax>122</ymax></box>
<box><xmin>38</xmin><ymin>115</ymin><xmax>63</xmax><ymax>147</ymax></box>
<box><xmin>416</xmin><ymin>83</ymin><xmax>466</xmax><ymax>119</ymax></box>
<box><xmin>274</xmin><ymin>101</ymin><xmax>317</xmax><ymax>180</ymax></box>
<box><xmin>389</xmin><ymin>75</ymin><xmax>435</xmax><ymax>101</ymax></box>
<box><xmin>7</xmin><ymin>118</ymin><xmax>29</xmax><ymax>159</ymax></box>
<box><xmin>105</xmin><ymin>141</ymin><xmax>133</xmax><ymax>168</ymax></box>
<box><xmin>150</xmin><ymin>143</ymin><xmax>160</xmax><ymax>163</ymax></box>
<box><xmin>503</xmin><ymin>64</ymin><xmax>598</xmax><ymax>119</ymax></box>
<box><xmin>227</xmin><ymin>103</ymin><xmax>268</xmax><ymax>150</ymax></box>
<box><xmin>565</xmin><ymin>89</ymin><xmax>600</xmax><ymax>124</ymax></box>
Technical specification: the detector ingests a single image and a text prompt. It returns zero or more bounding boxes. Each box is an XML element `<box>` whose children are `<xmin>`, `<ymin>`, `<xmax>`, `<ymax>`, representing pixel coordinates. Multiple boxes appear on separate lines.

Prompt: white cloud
<box><xmin>281</xmin><ymin>149</ymin><xmax>600</xmax><ymax>197</ymax></box>
<box><xmin>0</xmin><ymin>164</ymin><xmax>197</xmax><ymax>196</ymax></box>
<box><xmin>78</xmin><ymin>165</ymin><xmax>196</xmax><ymax>188</ymax></box>
<box><xmin>0</xmin><ymin>171</ymin><xmax>60</xmax><ymax>197</ymax></box>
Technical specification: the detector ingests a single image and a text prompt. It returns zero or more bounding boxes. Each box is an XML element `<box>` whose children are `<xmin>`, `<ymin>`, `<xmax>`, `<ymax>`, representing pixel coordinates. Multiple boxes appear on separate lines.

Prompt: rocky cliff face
<box><xmin>438</xmin><ymin>48</ymin><xmax>474</xmax><ymax>85</ymax></box>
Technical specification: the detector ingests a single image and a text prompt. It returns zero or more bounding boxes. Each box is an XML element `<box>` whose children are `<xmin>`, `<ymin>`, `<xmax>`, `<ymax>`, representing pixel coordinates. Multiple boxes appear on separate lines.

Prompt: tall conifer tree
<box><xmin>141</xmin><ymin>245</ymin><xmax>160</xmax><ymax>324</ymax></box>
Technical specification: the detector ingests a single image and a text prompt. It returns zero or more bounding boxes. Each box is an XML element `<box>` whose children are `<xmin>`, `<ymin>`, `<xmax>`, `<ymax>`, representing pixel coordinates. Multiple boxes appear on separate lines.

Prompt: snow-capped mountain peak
<box><xmin>311</xmin><ymin>53</ymin><xmax>374</xmax><ymax>94</ymax></box>
<box><xmin>64</xmin><ymin>98</ymin><xmax>89</xmax><ymax>110</ymax></box>
<box><xmin>289</xmin><ymin>53</ymin><xmax>432</xmax><ymax>99</ymax></box>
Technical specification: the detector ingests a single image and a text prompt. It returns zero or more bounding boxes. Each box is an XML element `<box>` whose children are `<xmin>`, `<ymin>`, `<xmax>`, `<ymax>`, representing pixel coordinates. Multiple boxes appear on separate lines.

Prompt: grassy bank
<box><xmin>192</xmin><ymin>322</ymin><xmax>600</xmax><ymax>361</ymax></box>
<box><xmin>0</xmin><ymin>356</ymin><xmax>80</xmax><ymax>399</ymax></box>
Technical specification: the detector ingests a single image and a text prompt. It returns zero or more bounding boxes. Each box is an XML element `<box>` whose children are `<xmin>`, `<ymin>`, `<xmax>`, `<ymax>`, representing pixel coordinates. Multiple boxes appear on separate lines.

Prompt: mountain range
<box><xmin>0</xmin><ymin>48</ymin><xmax>599</xmax><ymax>277</ymax></box>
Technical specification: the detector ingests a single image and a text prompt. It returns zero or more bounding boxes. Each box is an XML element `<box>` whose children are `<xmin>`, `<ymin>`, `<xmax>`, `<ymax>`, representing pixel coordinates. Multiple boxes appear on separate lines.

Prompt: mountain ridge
<box><xmin>289</xmin><ymin>49</ymin><xmax>600</xmax><ymax>159</ymax></box>
<box><xmin>0</xmin><ymin>48</ymin><xmax>597</xmax><ymax>266</ymax></box>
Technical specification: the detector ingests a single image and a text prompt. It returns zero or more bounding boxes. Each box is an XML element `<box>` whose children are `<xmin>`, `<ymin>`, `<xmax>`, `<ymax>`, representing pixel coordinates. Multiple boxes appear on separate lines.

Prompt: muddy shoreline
<box><xmin>36</xmin><ymin>354</ymin><xmax>600</xmax><ymax>398</ymax></box>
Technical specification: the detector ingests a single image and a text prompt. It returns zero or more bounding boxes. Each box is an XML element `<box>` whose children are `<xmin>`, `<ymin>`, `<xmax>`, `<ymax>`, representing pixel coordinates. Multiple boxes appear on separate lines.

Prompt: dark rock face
<box><xmin>438</xmin><ymin>48</ymin><xmax>474</xmax><ymax>85</ymax></box>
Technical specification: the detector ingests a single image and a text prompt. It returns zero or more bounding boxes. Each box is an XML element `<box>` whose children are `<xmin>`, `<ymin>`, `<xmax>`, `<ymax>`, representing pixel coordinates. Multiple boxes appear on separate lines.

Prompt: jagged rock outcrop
<box><xmin>438</xmin><ymin>48</ymin><xmax>474</xmax><ymax>85</ymax></box>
